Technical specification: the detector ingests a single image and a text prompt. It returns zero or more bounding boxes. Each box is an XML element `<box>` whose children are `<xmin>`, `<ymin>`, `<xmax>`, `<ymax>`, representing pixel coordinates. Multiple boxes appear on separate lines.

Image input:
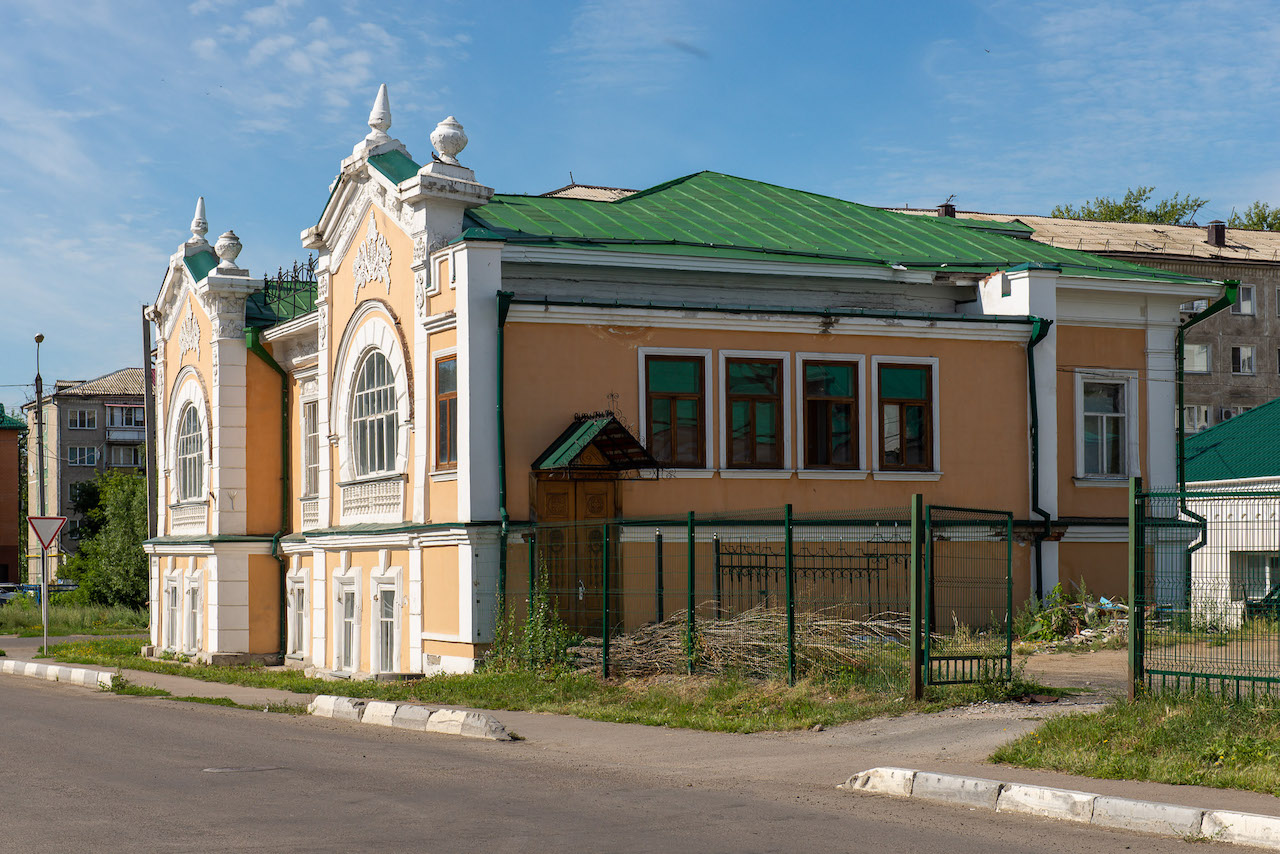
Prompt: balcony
<box><xmin>340</xmin><ymin>477</ymin><xmax>403</xmax><ymax>522</ymax></box>
<box><xmin>169</xmin><ymin>501</ymin><xmax>207</xmax><ymax>533</ymax></box>
<box><xmin>107</xmin><ymin>427</ymin><xmax>146</xmax><ymax>444</ymax></box>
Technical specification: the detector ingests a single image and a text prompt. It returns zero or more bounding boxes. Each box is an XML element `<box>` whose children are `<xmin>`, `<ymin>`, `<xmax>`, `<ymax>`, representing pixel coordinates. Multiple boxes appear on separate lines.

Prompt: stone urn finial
<box><xmin>366</xmin><ymin>83</ymin><xmax>391</xmax><ymax>144</ymax></box>
<box><xmin>215</xmin><ymin>229</ymin><xmax>243</xmax><ymax>270</ymax></box>
<box><xmin>189</xmin><ymin>196</ymin><xmax>209</xmax><ymax>245</ymax></box>
<box><xmin>431</xmin><ymin>116</ymin><xmax>467</xmax><ymax>165</ymax></box>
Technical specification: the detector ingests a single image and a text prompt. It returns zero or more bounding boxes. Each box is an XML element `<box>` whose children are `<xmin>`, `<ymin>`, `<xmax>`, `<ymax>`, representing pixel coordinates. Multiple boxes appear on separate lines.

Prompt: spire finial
<box><xmin>188</xmin><ymin>196</ymin><xmax>208</xmax><ymax>245</ymax></box>
<box><xmin>367</xmin><ymin>84</ymin><xmax>391</xmax><ymax>141</ymax></box>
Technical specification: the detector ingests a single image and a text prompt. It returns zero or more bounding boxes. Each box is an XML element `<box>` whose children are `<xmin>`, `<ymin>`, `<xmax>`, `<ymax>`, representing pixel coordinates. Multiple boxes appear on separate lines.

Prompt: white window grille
<box><xmin>176</xmin><ymin>404</ymin><xmax>204</xmax><ymax>500</ymax></box>
<box><xmin>303</xmin><ymin>401</ymin><xmax>319</xmax><ymax>496</ymax></box>
<box><xmin>350</xmin><ymin>351</ymin><xmax>397</xmax><ymax>477</ymax></box>
<box><xmin>186</xmin><ymin>585</ymin><xmax>202</xmax><ymax>652</ymax></box>
<box><xmin>165</xmin><ymin>585</ymin><xmax>179</xmax><ymax>649</ymax></box>
<box><xmin>339</xmin><ymin>588</ymin><xmax>357</xmax><ymax>670</ymax></box>
<box><xmin>377</xmin><ymin>587</ymin><xmax>396</xmax><ymax>673</ymax></box>
<box><xmin>291</xmin><ymin>588</ymin><xmax>306</xmax><ymax>655</ymax></box>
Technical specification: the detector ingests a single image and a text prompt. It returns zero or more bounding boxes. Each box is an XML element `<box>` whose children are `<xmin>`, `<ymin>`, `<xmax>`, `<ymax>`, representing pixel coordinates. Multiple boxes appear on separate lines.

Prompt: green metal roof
<box><xmin>245</xmin><ymin>279</ymin><xmax>317</xmax><ymax>328</ymax></box>
<box><xmin>183</xmin><ymin>250</ymin><xmax>219</xmax><ymax>283</ymax></box>
<box><xmin>465</xmin><ymin>172</ymin><xmax>1210</xmax><ymax>285</ymax></box>
<box><xmin>0</xmin><ymin>403</ymin><xmax>24</xmax><ymax>430</ymax></box>
<box><xmin>369</xmin><ymin>149</ymin><xmax>421</xmax><ymax>184</ymax></box>
<box><xmin>1185</xmin><ymin>398</ymin><xmax>1280</xmax><ymax>481</ymax></box>
<box><xmin>532</xmin><ymin>414</ymin><xmax>658</xmax><ymax>471</ymax></box>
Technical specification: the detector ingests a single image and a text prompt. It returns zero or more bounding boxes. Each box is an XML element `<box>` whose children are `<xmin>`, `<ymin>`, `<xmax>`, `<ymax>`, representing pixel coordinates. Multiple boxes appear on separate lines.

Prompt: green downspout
<box><xmin>246</xmin><ymin>327</ymin><xmax>290</xmax><ymax>659</ymax></box>
<box><xmin>496</xmin><ymin>292</ymin><xmax>515</xmax><ymax>608</ymax></box>
<box><xmin>1175</xmin><ymin>281</ymin><xmax>1237</xmax><ymax>612</ymax></box>
<box><xmin>1025</xmin><ymin>317</ymin><xmax>1052</xmax><ymax>599</ymax></box>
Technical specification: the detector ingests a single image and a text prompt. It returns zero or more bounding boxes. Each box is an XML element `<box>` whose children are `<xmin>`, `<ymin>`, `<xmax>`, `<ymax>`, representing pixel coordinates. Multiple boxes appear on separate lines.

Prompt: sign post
<box><xmin>28</xmin><ymin>516</ymin><xmax>67</xmax><ymax>656</ymax></box>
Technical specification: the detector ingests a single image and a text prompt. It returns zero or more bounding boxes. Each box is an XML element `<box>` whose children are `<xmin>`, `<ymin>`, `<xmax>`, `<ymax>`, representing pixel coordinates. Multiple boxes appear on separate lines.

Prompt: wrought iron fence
<box><xmin>1131</xmin><ymin>478</ymin><xmax>1280</xmax><ymax>698</ymax></box>
<box><xmin>498</xmin><ymin>499</ymin><xmax>1012</xmax><ymax>693</ymax></box>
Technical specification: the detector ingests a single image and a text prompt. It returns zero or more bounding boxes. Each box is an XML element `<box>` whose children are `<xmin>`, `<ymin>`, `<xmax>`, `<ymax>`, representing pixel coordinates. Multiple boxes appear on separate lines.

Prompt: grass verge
<box><xmin>55</xmin><ymin>638</ymin><xmax>1054</xmax><ymax>733</ymax></box>
<box><xmin>991</xmin><ymin>693</ymin><xmax>1280</xmax><ymax>796</ymax></box>
<box><xmin>109</xmin><ymin>674</ymin><xmax>308</xmax><ymax>714</ymax></box>
<box><xmin>0</xmin><ymin>600</ymin><xmax>147</xmax><ymax>637</ymax></box>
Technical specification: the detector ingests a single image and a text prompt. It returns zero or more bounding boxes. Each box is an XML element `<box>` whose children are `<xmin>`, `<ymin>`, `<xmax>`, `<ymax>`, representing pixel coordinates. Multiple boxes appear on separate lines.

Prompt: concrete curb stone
<box><xmin>308</xmin><ymin>694</ymin><xmax>510</xmax><ymax>741</ymax></box>
<box><xmin>0</xmin><ymin>658</ymin><xmax>116</xmax><ymax>690</ymax></box>
<box><xmin>842</xmin><ymin>766</ymin><xmax>1280</xmax><ymax>850</ymax></box>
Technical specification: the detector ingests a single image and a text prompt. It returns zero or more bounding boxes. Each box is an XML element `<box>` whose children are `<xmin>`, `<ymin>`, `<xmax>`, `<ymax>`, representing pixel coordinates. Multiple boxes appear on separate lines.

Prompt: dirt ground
<box><xmin>1019</xmin><ymin>647</ymin><xmax>1129</xmax><ymax>699</ymax></box>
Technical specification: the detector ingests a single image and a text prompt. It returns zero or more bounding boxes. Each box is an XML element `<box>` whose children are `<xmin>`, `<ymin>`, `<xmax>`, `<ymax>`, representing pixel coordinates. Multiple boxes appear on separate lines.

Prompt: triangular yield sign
<box><xmin>28</xmin><ymin>516</ymin><xmax>67</xmax><ymax>550</ymax></box>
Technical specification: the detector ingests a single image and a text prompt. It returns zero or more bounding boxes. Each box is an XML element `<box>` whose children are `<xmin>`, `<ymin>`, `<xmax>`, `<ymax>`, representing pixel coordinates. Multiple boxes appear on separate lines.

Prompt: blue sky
<box><xmin>2</xmin><ymin>0</ymin><xmax>1278</xmax><ymax>411</ymax></box>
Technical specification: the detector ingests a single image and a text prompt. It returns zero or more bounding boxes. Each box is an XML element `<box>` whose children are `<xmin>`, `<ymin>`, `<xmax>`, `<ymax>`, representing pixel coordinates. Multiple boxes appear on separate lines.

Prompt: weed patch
<box><xmin>991</xmin><ymin>693</ymin><xmax>1280</xmax><ymax>796</ymax></box>
<box><xmin>0</xmin><ymin>597</ymin><xmax>146</xmax><ymax>637</ymax></box>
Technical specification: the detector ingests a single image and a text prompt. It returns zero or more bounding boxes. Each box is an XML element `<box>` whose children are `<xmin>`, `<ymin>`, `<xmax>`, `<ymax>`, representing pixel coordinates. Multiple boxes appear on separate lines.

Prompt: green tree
<box><xmin>61</xmin><ymin>470</ymin><xmax>148</xmax><ymax>608</ymax></box>
<box><xmin>1227</xmin><ymin>201</ymin><xmax>1280</xmax><ymax>231</ymax></box>
<box><xmin>1052</xmin><ymin>186</ymin><xmax>1208</xmax><ymax>225</ymax></box>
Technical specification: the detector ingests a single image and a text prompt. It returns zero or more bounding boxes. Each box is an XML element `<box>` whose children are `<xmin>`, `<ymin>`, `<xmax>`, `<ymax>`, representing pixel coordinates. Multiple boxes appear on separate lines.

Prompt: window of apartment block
<box><xmin>877</xmin><ymin>363</ymin><xmax>933</xmax><ymax>471</ymax></box>
<box><xmin>1182</xmin><ymin>405</ymin><xmax>1211</xmax><ymax>433</ymax></box>
<box><xmin>645</xmin><ymin>355</ymin><xmax>705</xmax><ymax>467</ymax></box>
<box><xmin>351</xmin><ymin>351</ymin><xmax>398</xmax><ymax>476</ymax></box>
<box><xmin>109</xmin><ymin>445</ymin><xmax>142</xmax><ymax>467</ymax></box>
<box><xmin>302</xmin><ymin>401</ymin><xmax>319</xmax><ymax>496</ymax></box>
<box><xmin>1183</xmin><ymin>343</ymin><xmax>1210</xmax><ymax>374</ymax></box>
<box><xmin>67</xmin><ymin>409</ymin><xmax>96</xmax><ymax>430</ymax></box>
<box><xmin>1180</xmin><ymin>298</ymin><xmax>1209</xmax><ymax>313</ymax></box>
<box><xmin>1079</xmin><ymin>377</ymin><xmax>1134</xmax><ymax>477</ymax></box>
<box><xmin>726</xmin><ymin>358</ymin><xmax>783</xmax><ymax>468</ymax></box>
<box><xmin>803</xmin><ymin>360</ymin><xmax>858</xmax><ymax>469</ymax></box>
<box><xmin>176</xmin><ymin>404</ymin><xmax>204</xmax><ymax>500</ymax></box>
<box><xmin>1232</xmin><ymin>345</ymin><xmax>1256</xmax><ymax>375</ymax></box>
<box><xmin>67</xmin><ymin>446</ymin><xmax>97</xmax><ymax>466</ymax></box>
<box><xmin>1231</xmin><ymin>285</ymin><xmax>1256</xmax><ymax>315</ymax></box>
<box><xmin>107</xmin><ymin>405</ymin><xmax>145</xmax><ymax>427</ymax></box>
<box><xmin>435</xmin><ymin>356</ymin><xmax>457</xmax><ymax>469</ymax></box>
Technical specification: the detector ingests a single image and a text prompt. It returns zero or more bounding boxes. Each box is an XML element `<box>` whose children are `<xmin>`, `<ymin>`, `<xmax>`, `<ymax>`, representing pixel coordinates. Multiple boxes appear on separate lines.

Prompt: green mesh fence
<box><xmin>500</xmin><ymin>501</ymin><xmax>1012</xmax><ymax>691</ymax></box>
<box><xmin>1133</xmin><ymin>482</ymin><xmax>1280</xmax><ymax>698</ymax></box>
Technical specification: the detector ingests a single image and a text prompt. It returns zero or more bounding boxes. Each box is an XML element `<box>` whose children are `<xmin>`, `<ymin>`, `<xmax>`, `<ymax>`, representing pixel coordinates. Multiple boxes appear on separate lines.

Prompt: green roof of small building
<box><xmin>1185</xmin><ymin>398</ymin><xmax>1280</xmax><ymax>482</ymax></box>
<box><xmin>0</xmin><ymin>402</ymin><xmax>25</xmax><ymax>430</ymax></box>
<box><xmin>464</xmin><ymin>171</ymin><xmax>1210</xmax><ymax>285</ymax></box>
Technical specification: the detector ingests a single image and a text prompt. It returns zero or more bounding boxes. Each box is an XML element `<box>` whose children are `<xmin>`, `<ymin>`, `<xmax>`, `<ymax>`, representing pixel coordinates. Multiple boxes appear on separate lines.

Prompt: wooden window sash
<box><xmin>877</xmin><ymin>364</ymin><xmax>933</xmax><ymax>472</ymax></box>
<box><xmin>803</xmin><ymin>360</ymin><xmax>858</xmax><ymax>469</ymax></box>
<box><xmin>436</xmin><ymin>356</ymin><xmax>458</xmax><ymax>470</ymax></box>
<box><xmin>645</xmin><ymin>355</ymin><xmax>705</xmax><ymax>468</ymax></box>
<box><xmin>726</xmin><ymin>358</ymin><xmax>783</xmax><ymax>469</ymax></box>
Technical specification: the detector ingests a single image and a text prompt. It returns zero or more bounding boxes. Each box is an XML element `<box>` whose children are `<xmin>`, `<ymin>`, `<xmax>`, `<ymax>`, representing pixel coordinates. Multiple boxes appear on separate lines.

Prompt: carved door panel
<box><xmin>531</xmin><ymin>478</ymin><xmax>620</xmax><ymax>635</ymax></box>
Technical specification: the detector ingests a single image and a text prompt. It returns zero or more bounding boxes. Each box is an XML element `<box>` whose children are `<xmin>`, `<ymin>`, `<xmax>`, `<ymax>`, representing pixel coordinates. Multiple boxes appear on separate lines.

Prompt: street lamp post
<box><xmin>33</xmin><ymin>334</ymin><xmax>47</xmax><ymax>653</ymax></box>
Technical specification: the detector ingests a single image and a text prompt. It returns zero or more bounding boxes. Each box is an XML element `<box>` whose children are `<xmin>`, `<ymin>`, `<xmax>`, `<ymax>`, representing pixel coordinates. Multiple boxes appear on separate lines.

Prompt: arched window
<box><xmin>176</xmin><ymin>404</ymin><xmax>204</xmax><ymax>500</ymax></box>
<box><xmin>350</xmin><ymin>351</ymin><xmax>397</xmax><ymax>476</ymax></box>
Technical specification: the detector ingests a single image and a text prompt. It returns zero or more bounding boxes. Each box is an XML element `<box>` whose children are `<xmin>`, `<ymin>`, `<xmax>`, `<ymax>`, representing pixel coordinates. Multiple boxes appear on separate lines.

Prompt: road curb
<box><xmin>840</xmin><ymin>767</ymin><xmax>1280</xmax><ymax>847</ymax></box>
<box><xmin>839</xmin><ymin>768</ymin><xmax>1280</xmax><ymax>850</ymax></box>
<box><xmin>0</xmin><ymin>658</ymin><xmax>115</xmax><ymax>689</ymax></box>
<box><xmin>307</xmin><ymin>694</ymin><xmax>511</xmax><ymax>741</ymax></box>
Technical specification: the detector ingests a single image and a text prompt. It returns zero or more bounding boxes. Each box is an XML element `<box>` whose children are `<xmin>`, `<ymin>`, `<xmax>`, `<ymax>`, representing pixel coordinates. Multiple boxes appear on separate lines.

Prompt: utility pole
<box><xmin>33</xmin><ymin>333</ymin><xmax>47</xmax><ymax>654</ymax></box>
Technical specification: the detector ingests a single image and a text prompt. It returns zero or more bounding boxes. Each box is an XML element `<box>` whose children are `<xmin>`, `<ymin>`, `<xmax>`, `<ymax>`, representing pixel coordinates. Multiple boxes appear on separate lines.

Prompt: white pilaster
<box><xmin>311</xmin><ymin>547</ymin><xmax>327</xmax><ymax>667</ymax></box>
<box><xmin>1145</xmin><ymin>306</ymin><xmax>1179</xmax><ymax>490</ymax></box>
<box><xmin>455</xmin><ymin>242</ymin><xmax>503</xmax><ymax>524</ymax></box>
<box><xmin>408</xmin><ymin>546</ymin><xmax>423</xmax><ymax>671</ymax></box>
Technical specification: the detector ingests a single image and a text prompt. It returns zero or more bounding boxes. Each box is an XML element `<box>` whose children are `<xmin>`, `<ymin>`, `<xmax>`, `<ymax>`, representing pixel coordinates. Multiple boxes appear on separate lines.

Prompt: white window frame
<box><xmin>433</xmin><ymin>350</ymin><xmax>460</xmax><ymax>474</ymax></box>
<box><xmin>1073</xmin><ymin>370</ymin><xmax>1141</xmax><ymax>481</ymax></box>
<box><xmin>68</xmin><ymin>446</ymin><xmax>98</xmax><ymax>466</ymax></box>
<box><xmin>1182</xmin><ymin>405</ymin><xmax>1211</xmax><ymax>433</ymax></box>
<box><xmin>166</xmin><ymin>371</ymin><xmax>210</xmax><ymax>511</ymax></box>
<box><xmin>717</xmin><ymin>350</ymin><xmax>792</xmax><ymax>478</ymax></box>
<box><xmin>286</xmin><ymin>557</ymin><xmax>309</xmax><ymax>660</ymax></box>
<box><xmin>106</xmin><ymin>405</ymin><xmax>145</xmax><ymax>428</ymax></box>
<box><xmin>184</xmin><ymin>560</ymin><xmax>202</xmax><ymax>655</ymax></box>
<box><xmin>331</xmin><ymin>307</ymin><xmax>411</xmax><ymax>485</ymax></box>
<box><xmin>1183</xmin><ymin>343</ymin><xmax>1211</xmax><ymax>374</ymax></box>
<box><xmin>368</xmin><ymin>559</ymin><xmax>403</xmax><ymax>675</ymax></box>
<box><xmin>67</xmin><ymin>409</ymin><xmax>96</xmax><ymax>430</ymax></box>
<box><xmin>1232</xmin><ymin>345</ymin><xmax>1256</xmax><ymax>375</ymax></box>
<box><xmin>301</xmin><ymin>399</ymin><xmax>320</xmax><ymax>497</ymax></box>
<box><xmin>794</xmin><ymin>353</ymin><xmax>867</xmax><ymax>480</ymax></box>
<box><xmin>349</xmin><ymin>350</ymin><xmax>399</xmax><ymax>477</ymax></box>
<box><xmin>637</xmin><ymin>347</ymin><xmax>714</xmax><ymax>478</ymax></box>
<box><xmin>1231</xmin><ymin>285</ymin><xmax>1256</xmax><ymax>316</ymax></box>
<box><xmin>109</xmin><ymin>444</ymin><xmax>143</xmax><ymax>467</ymax></box>
<box><xmin>332</xmin><ymin>559</ymin><xmax>361</xmax><ymax>673</ymax></box>
<box><xmin>163</xmin><ymin>571</ymin><xmax>181</xmax><ymax>651</ymax></box>
<box><xmin>869</xmin><ymin>355</ymin><xmax>941</xmax><ymax>481</ymax></box>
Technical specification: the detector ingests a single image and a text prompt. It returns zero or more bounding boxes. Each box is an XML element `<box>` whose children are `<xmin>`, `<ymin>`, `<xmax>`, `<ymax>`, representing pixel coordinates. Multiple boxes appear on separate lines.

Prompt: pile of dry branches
<box><xmin>570</xmin><ymin>604</ymin><xmax>911</xmax><ymax>678</ymax></box>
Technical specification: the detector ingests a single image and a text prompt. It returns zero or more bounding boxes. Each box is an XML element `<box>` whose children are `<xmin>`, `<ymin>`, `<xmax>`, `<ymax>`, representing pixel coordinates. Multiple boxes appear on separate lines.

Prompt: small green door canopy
<box><xmin>532</xmin><ymin>413</ymin><xmax>659</xmax><ymax>474</ymax></box>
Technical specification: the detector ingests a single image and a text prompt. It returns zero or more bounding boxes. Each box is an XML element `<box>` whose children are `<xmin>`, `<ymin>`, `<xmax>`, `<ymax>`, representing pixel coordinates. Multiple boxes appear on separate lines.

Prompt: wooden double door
<box><xmin>532</xmin><ymin>478</ymin><xmax>620</xmax><ymax>635</ymax></box>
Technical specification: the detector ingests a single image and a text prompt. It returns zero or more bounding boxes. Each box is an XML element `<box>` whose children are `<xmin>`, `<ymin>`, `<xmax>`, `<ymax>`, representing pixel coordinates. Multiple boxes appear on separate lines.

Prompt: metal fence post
<box><xmin>602</xmin><ymin>522</ymin><xmax>610</xmax><ymax>679</ymax></box>
<box><xmin>713</xmin><ymin>533</ymin><xmax>722</xmax><ymax>618</ymax></box>
<box><xmin>1128</xmin><ymin>476</ymin><xmax>1145</xmax><ymax>701</ymax></box>
<box><xmin>909</xmin><ymin>494</ymin><xmax>925</xmax><ymax>701</ymax></box>
<box><xmin>655</xmin><ymin>529</ymin><xmax>664</xmax><ymax>623</ymax></box>
<box><xmin>784</xmin><ymin>503</ymin><xmax>796</xmax><ymax>686</ymax></box>
<box><xmin>1005</xmin><ymin>512</ymin><xmax>1014</xmax><ymax>682</ymax></box>
<box><xmin>527</xmin><ymin>530</ymin><xmax>537</xmax><ymax>621</ymax></box>
<box><xmin>923</xmin><ymin>503</ymin><xmax>934</xmax><ymax>687</ymax></box>
<box><xmin>686</xmin><ymin>510</ymin><xmax>696</xmax><ymax>674</ymax></box>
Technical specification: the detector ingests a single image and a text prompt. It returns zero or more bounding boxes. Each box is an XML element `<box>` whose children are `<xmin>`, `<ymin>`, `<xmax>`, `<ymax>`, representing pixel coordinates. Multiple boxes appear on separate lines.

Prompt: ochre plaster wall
<box><xmin>1057</xmin><ymin>541</ymin><xmax>1128</xmax><ymax>600</ymax></box>
<box><xmin>422</xmin><ymin>545</ymin><xmax>460</xmax><ymax>638</ymax></box>
<box><xmin>503</xmin><ymin>321</ymin><xmax>1031</xmax><ymax>520</ymax></box>
<box><xmin>246</xmin><ymin>347</ymin><xmax>285</xmax><ymax>534</ymax></box>
<box><xmin>248</xmin><ymin>554</ymin><xmax>282</xmax><ymax>654</ymax></box>
<box><xmin>1056</xmin><ymin>325</ymin><xmax>1148</xmax><ymax>519</ymax></box>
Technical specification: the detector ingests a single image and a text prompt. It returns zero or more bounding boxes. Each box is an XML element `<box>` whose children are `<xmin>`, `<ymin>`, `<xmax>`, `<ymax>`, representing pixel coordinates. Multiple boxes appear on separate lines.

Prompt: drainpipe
<box><xmin>1025</xmin><ymin>317</ymin><xmax>1053</xmax><ymax>599</ymax></box>
<box><xmin>496</xmin><ymin>292</ymin><xmax>515</xmax><ymax>604</ymax></box>
<box><xmin>245</xmin><ymin>327</ymin><xmax>290</xmax><ymax>659</ymax></box>
<box><xmin>1177</xmin><ymin>281</ymin><xmax>1238</xmax><ymax>497</ymax></box>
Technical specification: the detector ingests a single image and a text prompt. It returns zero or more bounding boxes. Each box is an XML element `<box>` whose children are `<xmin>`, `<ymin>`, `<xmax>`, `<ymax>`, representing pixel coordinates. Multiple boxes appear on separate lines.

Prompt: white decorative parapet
<box><xmin>169</xmin><ymin>501</ymin><xmax>208</xmax><ymax>533</ymax></box>
<box><xmin>341</xmin><ymin>479</ymin><xmax>402</xmax><ymax>520</ymax></box>
<box><xmin>301</xmin><ymin>499</ymin><xmax>320</xmax><ymax>530</ymax></box>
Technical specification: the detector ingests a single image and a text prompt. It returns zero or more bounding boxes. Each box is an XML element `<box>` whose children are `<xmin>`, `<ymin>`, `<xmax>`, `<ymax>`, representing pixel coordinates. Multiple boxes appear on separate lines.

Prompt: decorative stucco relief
<box><xmin>178</xmin><ymin>303</ymin><xmax>201</xmax><ymax>360</ymax></box>
<box><xmin>351</xmin><ymin>216</ymin><xmax>392</xmax><ymax>304</ymax></box>
<box><xmin>318</xmin><ymin>305</ymin><xmax>328</xmax><ymax>348</ymax></box>
<box><xmin>414</xmin><ymin>270</ymin><xmax>427</xmax><ymax>313</ymax></box>
<box><xmin>208</xmin><ymin>296</ymin><xmax>245</xmax><ymax>340</ymax></box>
<box><xmin>317</xmin><ymin>272</ymin><xmax>329</xmax><ymax>301</ymax></box>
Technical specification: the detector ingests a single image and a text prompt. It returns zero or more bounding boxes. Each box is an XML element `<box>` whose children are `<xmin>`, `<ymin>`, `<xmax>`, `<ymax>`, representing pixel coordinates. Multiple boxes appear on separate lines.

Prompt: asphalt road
<box><xmin>0</xmin><ymin>677</ymin><xmax>1207</xmax><ymax>854</ymax></box>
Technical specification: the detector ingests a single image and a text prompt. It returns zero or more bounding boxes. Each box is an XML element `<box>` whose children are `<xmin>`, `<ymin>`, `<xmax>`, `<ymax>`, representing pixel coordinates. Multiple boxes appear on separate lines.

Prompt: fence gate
<box><xmin>1129</xmin><ymin>477</ymin><xmax>1280</xmax><ymax>699</ymax></box>
<box><xmin>917</xmin><ymin>504</ymin><xmax>1014</xmax><ymax>692</ymax></box>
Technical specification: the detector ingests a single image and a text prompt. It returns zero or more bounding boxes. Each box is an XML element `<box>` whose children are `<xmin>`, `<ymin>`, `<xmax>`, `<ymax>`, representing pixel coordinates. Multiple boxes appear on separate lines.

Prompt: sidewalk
<box><xmin>7</xmin><ymin>633</ymin><xmax>1280</xmax><ymax>827</ymax></box>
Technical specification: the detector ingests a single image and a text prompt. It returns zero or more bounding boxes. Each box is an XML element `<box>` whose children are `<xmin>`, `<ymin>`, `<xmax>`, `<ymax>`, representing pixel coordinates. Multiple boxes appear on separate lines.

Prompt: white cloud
<box><xmin>244</xmin><ymin>0</ymin><xmax>302</xmax><ymax>29</ymax></box>
<box><xmin>555</xmin><ymin>0</ymin><xmax>706</xmax><ymax>94</ymax></box>
<box><xmin>191</xmin><ymin>37</ymin><xmax>218</xmax><ymax>60</ymax></box>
